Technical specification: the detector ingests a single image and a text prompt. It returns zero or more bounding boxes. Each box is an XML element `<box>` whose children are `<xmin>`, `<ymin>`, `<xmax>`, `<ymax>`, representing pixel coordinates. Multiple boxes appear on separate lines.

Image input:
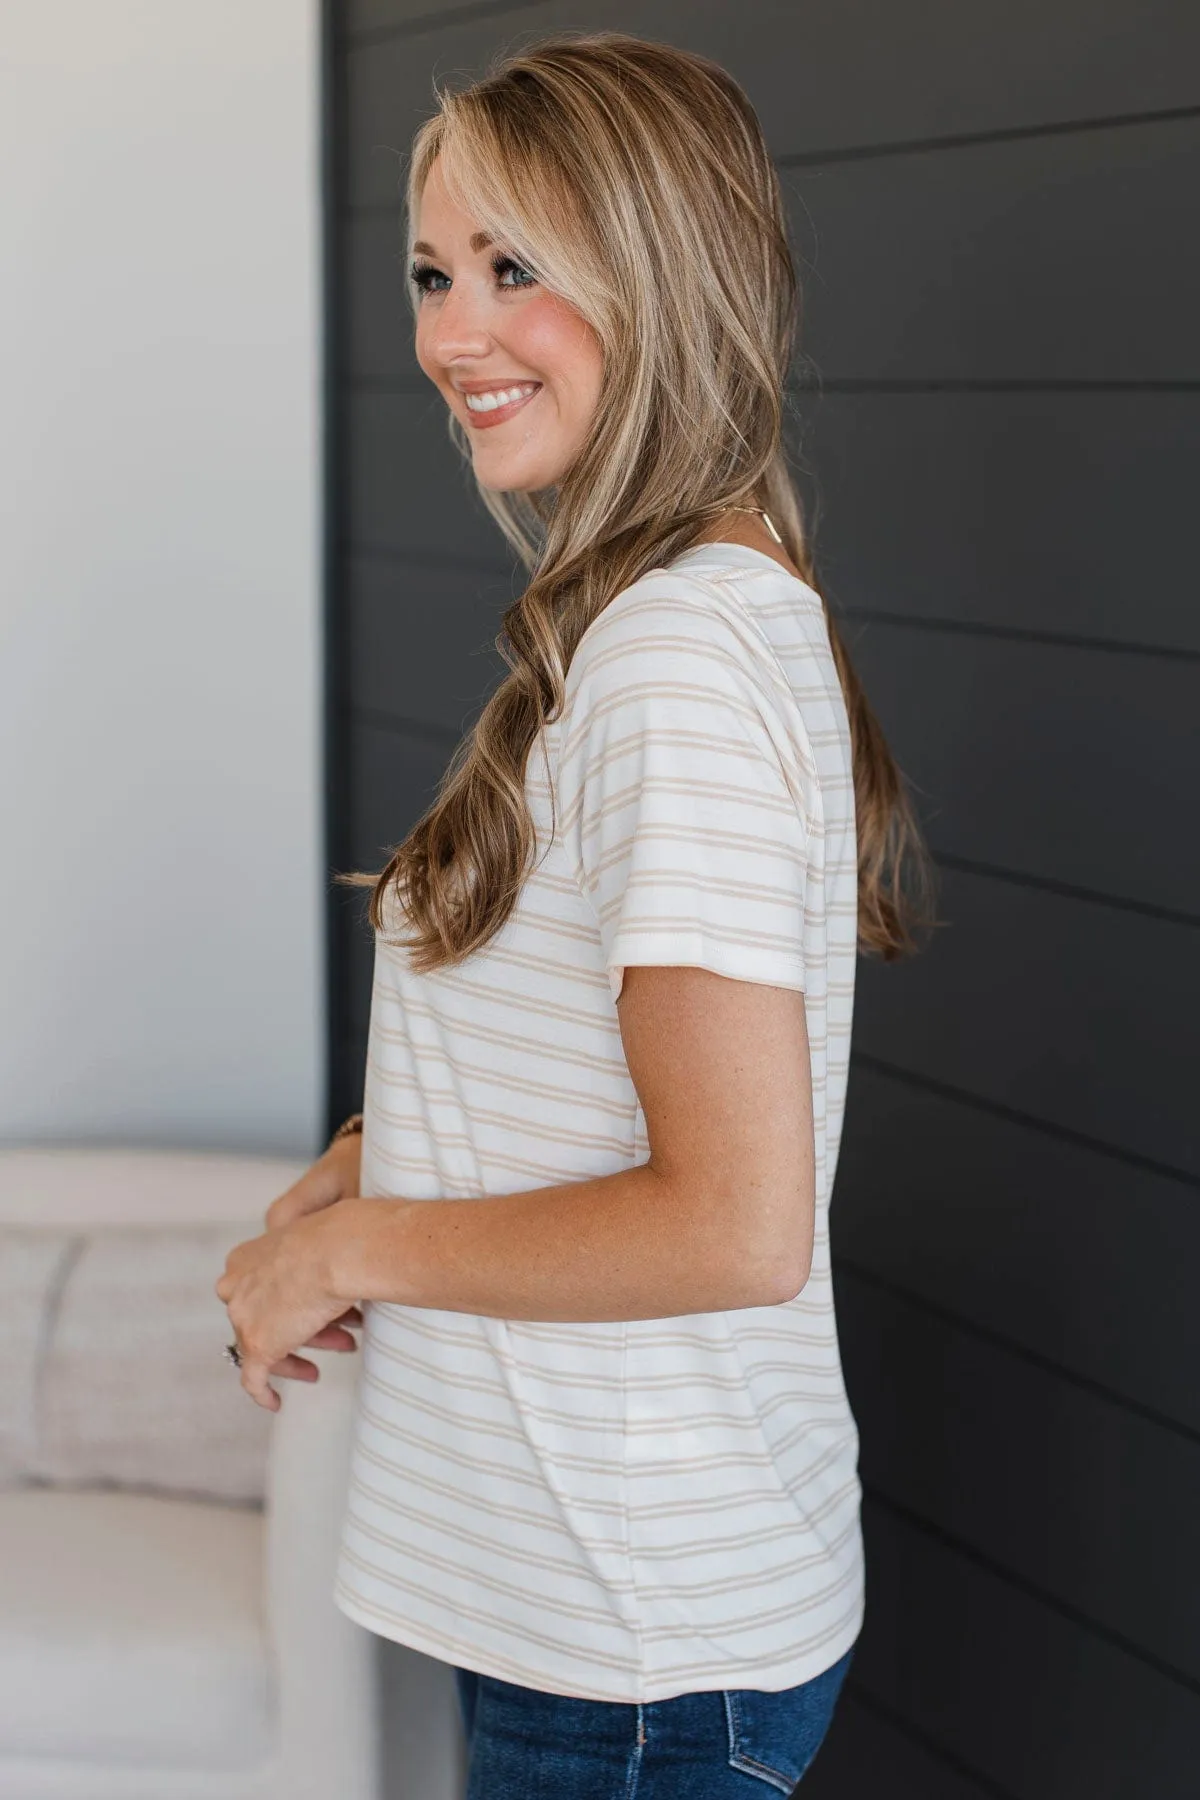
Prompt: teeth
<box><xmin>464</xmin><ymin>383</ymin><xmax>538</xmax><ymax>412</ymax></box>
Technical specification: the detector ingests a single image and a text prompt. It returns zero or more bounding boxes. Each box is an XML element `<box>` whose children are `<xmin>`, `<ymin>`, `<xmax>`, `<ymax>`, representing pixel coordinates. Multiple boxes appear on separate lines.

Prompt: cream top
<box><xmin>333</xmin><ymin>540</ymin><xmax>864</xmax><ymax>1702</ymax></box>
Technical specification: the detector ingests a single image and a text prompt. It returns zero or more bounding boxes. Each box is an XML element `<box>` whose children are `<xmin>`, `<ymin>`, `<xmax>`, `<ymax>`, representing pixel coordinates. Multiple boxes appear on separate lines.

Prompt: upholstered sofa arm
<box><xmin>264</xmin><ymin>1343</ymin><xmax>380</xmax><ymax>1800</ymax></box>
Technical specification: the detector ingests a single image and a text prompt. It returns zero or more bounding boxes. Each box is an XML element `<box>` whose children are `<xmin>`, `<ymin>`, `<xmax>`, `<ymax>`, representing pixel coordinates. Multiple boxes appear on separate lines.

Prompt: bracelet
<box><xmin>328</xmin><ymin>1111</ymin><xmax>364</xmax><ymax>1149</ymax></box>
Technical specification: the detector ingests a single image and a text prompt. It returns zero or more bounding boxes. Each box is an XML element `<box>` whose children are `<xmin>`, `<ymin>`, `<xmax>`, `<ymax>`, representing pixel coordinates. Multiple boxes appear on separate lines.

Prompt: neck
<box><xmin>691</xmin><ymin>506</ymin><xmax>804</xmax><ymax>583</ymax></box>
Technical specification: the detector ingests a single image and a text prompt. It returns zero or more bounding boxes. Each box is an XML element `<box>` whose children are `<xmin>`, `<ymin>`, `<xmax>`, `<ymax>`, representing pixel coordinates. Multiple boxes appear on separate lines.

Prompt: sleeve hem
<box><xmin>608</xmin><ymin>935</ymin><xmax>807</xmax><ymax>1006</ymax></box>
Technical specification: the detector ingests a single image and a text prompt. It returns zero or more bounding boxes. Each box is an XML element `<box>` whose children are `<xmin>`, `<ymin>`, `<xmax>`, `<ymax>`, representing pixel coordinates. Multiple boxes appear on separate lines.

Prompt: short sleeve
<box><xmin>556</xmin><ymin>581</ymin><xmax>813</xmax><ymax>1006</ymax></box>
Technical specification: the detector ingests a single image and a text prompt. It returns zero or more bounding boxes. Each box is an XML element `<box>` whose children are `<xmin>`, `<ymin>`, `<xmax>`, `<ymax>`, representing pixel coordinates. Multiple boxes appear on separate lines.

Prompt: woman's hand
<box><xmin>264</xmin><ymin>1130</ymin><xmax>362</xmax><ymax>1232</ymax></box>
<box><xmin>216</xmin><ymin>1204</ymin><xmax>364</xmax><ymax>1412</ymax></box>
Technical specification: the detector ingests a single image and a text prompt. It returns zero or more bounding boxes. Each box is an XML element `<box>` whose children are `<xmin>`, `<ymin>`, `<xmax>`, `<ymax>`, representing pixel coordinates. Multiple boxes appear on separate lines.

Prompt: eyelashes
<box><xmin>409</xmin><ymin>250</ymin><xmax>538</xmax><ymax>297</ymax></box>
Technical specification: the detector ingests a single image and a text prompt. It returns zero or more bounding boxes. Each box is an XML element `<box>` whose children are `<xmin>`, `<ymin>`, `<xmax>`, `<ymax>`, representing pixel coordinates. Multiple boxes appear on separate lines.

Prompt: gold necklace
<box><xmin>709</xmin><ymin>502</ymin><xmax>784</xmax><ymax>545</ymax></box>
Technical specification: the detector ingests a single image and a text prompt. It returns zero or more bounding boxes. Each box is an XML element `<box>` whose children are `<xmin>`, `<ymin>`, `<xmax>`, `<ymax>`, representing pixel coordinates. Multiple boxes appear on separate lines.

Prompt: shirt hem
<box><xmin>333</xmin><ymin>1578</ymin><xmax>864</xmax><ymax>1705</ymax></box>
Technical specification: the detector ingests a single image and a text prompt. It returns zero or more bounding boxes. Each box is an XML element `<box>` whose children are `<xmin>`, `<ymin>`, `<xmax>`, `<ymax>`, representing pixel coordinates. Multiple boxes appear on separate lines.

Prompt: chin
<box><xmin>474</xmin><ymin>457</ymin><xmax>565</xmax><ymax>494</ymax></box>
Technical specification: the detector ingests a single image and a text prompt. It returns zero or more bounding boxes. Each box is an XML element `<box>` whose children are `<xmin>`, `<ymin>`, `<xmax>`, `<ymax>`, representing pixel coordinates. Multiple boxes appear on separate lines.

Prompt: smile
<box><xmin>462</xmin><ymin>382</ymin><xmax>541</xmax><ymax>427</ymax></box>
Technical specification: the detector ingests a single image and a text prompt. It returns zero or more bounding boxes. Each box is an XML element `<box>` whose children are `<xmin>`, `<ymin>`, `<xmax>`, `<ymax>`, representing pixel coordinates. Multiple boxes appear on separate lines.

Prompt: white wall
<box><xmin>0</xmin><ymin>0</ymin><xmax>323</xmax><ymax>1157</ymax></box>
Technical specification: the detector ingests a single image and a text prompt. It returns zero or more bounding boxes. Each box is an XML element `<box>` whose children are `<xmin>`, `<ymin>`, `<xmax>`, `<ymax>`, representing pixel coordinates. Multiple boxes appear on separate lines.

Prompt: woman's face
<box><xmin>412</xmin><ymin>157</ymin><xmax>605</xmax><ymax>493</ymax></box>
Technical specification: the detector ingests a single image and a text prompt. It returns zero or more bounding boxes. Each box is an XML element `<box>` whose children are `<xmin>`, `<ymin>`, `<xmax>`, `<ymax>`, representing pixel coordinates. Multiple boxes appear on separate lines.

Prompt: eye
<box><xmin>408</xmin><ymin>252</ymin><xmax>538</xmax><ymax>299</ymax></box>
<box><xmin>491</xmin><ymin>252</ymin><xmax>538</xmax><ymax>290</ymax></box>
<box><xmin>409</xmin><ymin>259</ymin><xmax>447</xmax><ymax>296</ymax></box>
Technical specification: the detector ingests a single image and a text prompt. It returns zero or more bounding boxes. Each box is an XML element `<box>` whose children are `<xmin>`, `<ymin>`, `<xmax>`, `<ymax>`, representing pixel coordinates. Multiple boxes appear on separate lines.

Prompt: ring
<box><xmin>224</xmin><ymin>1341</ymin><xmax>243</xmax><ymax>1370</ymax></box>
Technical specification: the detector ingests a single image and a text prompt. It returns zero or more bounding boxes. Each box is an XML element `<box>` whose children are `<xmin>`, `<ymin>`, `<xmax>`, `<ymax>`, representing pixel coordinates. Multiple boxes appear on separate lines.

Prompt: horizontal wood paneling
<box><xmin>340</xmin><ymin>1</ymin><xmax>1200</xmax><ymax>210</ymax></box>
<box><xmin>854</xmin><ymin>1497</ymin><xmax>1200</xmax><ymax>1799</ymax></box>
<box><xmin>833</xmin><ymin>1064</ymin><xmax>1200</xmax><ymax>1436</ymax></box>
<box><xmin>341</xmin><ymin>211</ymin><xmax>413</xmax><ymax>380</ymax></box>
<box><xmin>343</xmin><ymin>115</ymin><xmax>1200</xmax><ymax>386</ymax></box>
<box><xmin>340</xmin><ymin>387</ymin><xmax>1200</xmax><ymax>658</ymax></box>
<box><xmin>341</xmin><ymin>0</ymin><xmax>551</xmax><ymax>40</ymax></box>
<box><xmin>335</xmin><ymin>715</ymin><xmax>456</xmax><ymax>1044</ymax></box>
<box><xmin>345</xmin><ymin>714</ymin><xmax>455</xmax><ymax>870</ymax></box>
<box><xmin>343</xmin><ymin>770</ymin><xmax>1200</xmax><ymax>1198</ymax></box>
<box><xmin>844</xmin><ymin>622</ymin><xmax>1199</xmax><ymax>916</ymax></box>
<box><xmin>345</xmin><ymin>390</ymin><xmax>503</xmax><ymax>561</ymax></box>
<box><xmin>801</xmin><ymin>391</ymin><xmax>1200</xmax><ymax>655</ymax></box>
<box><xmin>331</xmin><ymin>1030</ymin><xmax>370</xmax><ymax>1129</ymax></box>
<box><xmin>803</xmin><ymin>1688</ymin><xmax>999</xmax><ymax>1799</ymax></box>
<box><xmin>328</xmin><ymin>873</ymin><xmax>378</xmax><ymax>1059</ymax></box>
<box><xmin>853</xmin><ymin>865</ymin><xmax>1199</xmax><ymax>1178</ymax></box>
<box><xmin>838</xmin><ymin>1272</ymin><xmax>1200</xmax><ymax>1682</ymax></box>
<box><xmin>341</xmin><ymin>551</ymin><xmax>1200</xmax><ymax>919</ymax></box>
<box><xmin>346</xmin><ymin>553</ymin><xmax>513</xmax><ymax>729</ymax></box>
<box><xmin>791</xmin><ymin>115</ymin><xmax>1200</xmax><ymax>382</ymax></box>
<box><xmin>339</xmin><ymin>918</ymin><xmax>378</xmax><ymax>1055</ymax></box>
<box><xmin>328</xmin><ymin>13</ymin><xmax>1200</xmax><ymax>1794</ymax></box>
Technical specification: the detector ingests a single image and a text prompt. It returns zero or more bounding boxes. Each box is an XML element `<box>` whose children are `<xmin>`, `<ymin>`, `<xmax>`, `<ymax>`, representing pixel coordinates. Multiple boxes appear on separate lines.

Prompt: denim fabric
<box><xmin>453</xmin><ymin>1646</ymin><xmax>854</xmax><ymax>1798</ymax></box>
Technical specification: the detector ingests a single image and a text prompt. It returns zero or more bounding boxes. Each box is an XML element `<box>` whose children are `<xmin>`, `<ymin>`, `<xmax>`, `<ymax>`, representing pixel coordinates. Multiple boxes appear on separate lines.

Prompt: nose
<box><xmin>425</xmin><ymin>278</ymin><xmax>493</xmax><ymax>367</ymax></box>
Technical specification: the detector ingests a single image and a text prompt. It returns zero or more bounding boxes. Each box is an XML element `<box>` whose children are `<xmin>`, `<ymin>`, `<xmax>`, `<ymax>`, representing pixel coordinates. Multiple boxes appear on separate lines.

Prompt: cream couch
<box><xmin>0</xmin><ymin>1145</ymin><xmax>382</xmax><ymax>1800</ymax></box>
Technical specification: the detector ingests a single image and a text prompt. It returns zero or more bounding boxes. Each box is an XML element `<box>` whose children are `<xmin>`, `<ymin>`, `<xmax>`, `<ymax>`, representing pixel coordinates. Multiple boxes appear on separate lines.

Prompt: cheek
<box><xmin>515</xmin><ymin>297</ymin><xmax>603</xmax><ymax>404</ymax></box>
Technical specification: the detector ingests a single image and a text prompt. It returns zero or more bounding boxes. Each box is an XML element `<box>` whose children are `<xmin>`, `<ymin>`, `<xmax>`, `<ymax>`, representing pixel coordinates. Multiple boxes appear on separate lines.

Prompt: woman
<box><xmin>218</xmin><ymin>30</ymin><xmax>931</xmax><ymax>1797</ymax></box>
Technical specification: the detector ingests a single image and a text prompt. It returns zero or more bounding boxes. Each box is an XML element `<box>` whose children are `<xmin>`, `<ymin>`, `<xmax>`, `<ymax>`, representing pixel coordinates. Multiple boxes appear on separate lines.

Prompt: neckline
<box><xmin>669</xmin><ymin>539</ymin><xmax>813</xmax><ymax>591</ymax></box>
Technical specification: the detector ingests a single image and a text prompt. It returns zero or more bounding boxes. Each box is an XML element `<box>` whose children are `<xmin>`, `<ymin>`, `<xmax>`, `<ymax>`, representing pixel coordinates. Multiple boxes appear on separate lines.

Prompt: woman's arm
<box><xmin>264</xmin><ymin>1126</ymin><xmax>362</xmax><ymax>1231</ymax></box>
<box><xmin>218</xmin><ymin>963</ymin><xmax>815</xmax><ymax>1404</ymax></box>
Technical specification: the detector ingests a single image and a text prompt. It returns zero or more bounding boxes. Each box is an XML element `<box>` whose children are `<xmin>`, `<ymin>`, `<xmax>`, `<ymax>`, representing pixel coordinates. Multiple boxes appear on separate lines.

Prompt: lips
<box><xmin>461</xmin><ymin>383</ymin><xmax>542</xmax><ymax>429</ymax></box>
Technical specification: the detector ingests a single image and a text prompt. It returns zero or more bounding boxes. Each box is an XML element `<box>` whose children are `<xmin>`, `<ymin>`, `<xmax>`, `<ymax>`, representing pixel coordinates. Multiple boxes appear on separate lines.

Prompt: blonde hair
<box><xmin>338</xmin><ymin>29</ymin><xmax>936</xmax><ymax>970</ymax></box>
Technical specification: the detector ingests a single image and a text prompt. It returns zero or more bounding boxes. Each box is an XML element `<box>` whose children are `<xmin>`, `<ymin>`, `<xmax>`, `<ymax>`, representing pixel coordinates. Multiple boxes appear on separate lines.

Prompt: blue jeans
<box><xmin>452</xmin><ymin>1647</ymin><xmax>854</xmax><ymax>1797</ymax></box>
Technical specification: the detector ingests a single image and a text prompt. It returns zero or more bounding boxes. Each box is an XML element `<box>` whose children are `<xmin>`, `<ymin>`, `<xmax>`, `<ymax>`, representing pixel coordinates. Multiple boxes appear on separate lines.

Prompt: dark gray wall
<box><xmin>324</xmin><ymin>4</ymin><xmax>1200</xmax><ymax>1792</ymax></box>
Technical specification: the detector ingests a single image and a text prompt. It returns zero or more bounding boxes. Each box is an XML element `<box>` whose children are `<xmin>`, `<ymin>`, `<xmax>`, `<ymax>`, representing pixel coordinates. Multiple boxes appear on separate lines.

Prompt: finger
<box><xmin>335</xmin><ymin>1306</ymin><xmax>365</xmax><ymax>1327</ymax></box>
<box><xmin>269</xmin><ymin>1353</ymin><xmax>321</xmax><ymax>1381</ymax></box>
<box><xmin>265</xmin><ymin>1198</ymin><xmax>299</xmax><ymax>1232</ymax></box>
<box><xmin>240</xmin><ymin>1361</ymin><xmax>281</xmax><ymax>1412</ymax></box>
<box><xmin>303</xmin><ymin>1323</ymin><xmax>358</xmax><ymax>1352</ymax></box>
<box><xmin>215</xmin><ymin>1273</ymin><xmax>232</xmax><ymax>1303</ymax></box>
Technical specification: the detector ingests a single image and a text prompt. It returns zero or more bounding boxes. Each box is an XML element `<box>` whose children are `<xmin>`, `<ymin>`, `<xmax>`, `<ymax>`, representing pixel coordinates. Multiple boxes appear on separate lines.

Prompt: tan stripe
<box><xmin>347</xmin><ymin>1472</ymin><xmax>620</xmax><ymax>1577</ymax></box>
<box><xmin>591</xmin><ymin>859</ymin><xmax>813</xmax><ymax>917</ymax></box>
<box><xmin>365</xmin><ymin>1287</ymin><xmax>837</xmax><ymax>1357</ymax></box>
<box><xmin>354</xmin><ymin>1430</ymin><xmax>857</xmax><ymax>1556</ymax></box>
<box><xmin>366</xmin><ymin>1063</ymin><xmax>634</xmax><ymax>1126</ymax></box>
<box><xmin>569</xmin><ymin>586</ymin><xmax>809</xmax><ymax>694</ymax></box>
<box><xmin>355</xmin><ymin>1394</ymin><xmax>617</xmax><ymax>1500</ymax></box>
<box><xmin>363</xmin><ymin>1370</ymin><xmax>854</xmax><ymax>1482</ymax></box>
<box><xmin>646</xmin><ymin>1593</ymin><xmax>864</xmax><ymax>1680</ymax></box>
<box><xmin>639</xmin><ymin>1553</ymin><xmax>862</xmax><ymax>1644</ymax></box>
<box><xmin>600</xmin><ymin>918</ymin><xmax>810</xmax><ymax>962</ymax></box>
<box><xmin>344</xmin><ymin>552</ymin><xmax>861</xmax><ymax>1694</ymax></box>
<box><xmin>365</xmin><ymin>1355</ymin><xmax>844</xmax><ymax>1441</ymax></box>
<box><xmin>628</xmin><ymin>1499</ymin><xmax>853</xmax><ymax>1566</ymax></box>
<box><xmin>369</xmin><ymin>1093</ymin><xmax>636</xmax><ymax>1157</ymax></box>
<box><xmin>367</xmin><ymin>1020</ymin><xmax>624</xmax><ymax>1085</ymax></box>
<box><xmin>338</xmin><ymin>1540</ymin><xmax>636</xmax><ymax>1641</ymax></box>
<box><xmin>334</xmin><ymin>1579</ymin><xmax>639</xmax><ymax>1680</ymax></box>
<box><xmin>366</xmin><ymin>1132</ymin><xmax>641</xmax><ymax>1195</ymax></box>
<box><xmin>561</xmin><ymin>685</ymin><xmax>775</xmax><ymax>771</ymax></box>
<box><xmin>370</xmin><ymin>1002</ymin><xmax>623</xmax><ymax>1069</ymax></box>
<box><xmin>352</xmin><ymin>1438</ymin><xmax>852</xmax><ymax>1566</ymax></box>
<box><xmin>352</xmin><ymin>1442</ymin><xmax>626</xmax><ymax>1550</ymax></box>
<box><xmin>383</xmin><ymin>977</ymin><xmax>626</xmax><ymax>1043</ymax></box>
<box><xmin>632</xmin><ymin>1506</ymin><xmax>862</xmax><ymax>1602</ymax></box>
<box><xmin>371</xmin><ymin>1307</ymin><xmax>622</xmax><ymax>1353</ymax></box>
<box><xmin>368</xmin><ymin>1328</ymin><xmax>847</xmax><ymax>1397</ymax></box>
<box><xmin>575</xmin><ymin>811</ymin><xmax>815</xmax><ymax>873</ymax></box>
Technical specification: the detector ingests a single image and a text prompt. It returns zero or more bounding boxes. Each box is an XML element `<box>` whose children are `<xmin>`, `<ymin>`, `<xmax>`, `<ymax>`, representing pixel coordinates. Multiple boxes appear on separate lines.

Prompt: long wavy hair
<box><xmin>338</xmin><ymin>29</ymin><xmax>936</xmax><ymax>972</ymax></box>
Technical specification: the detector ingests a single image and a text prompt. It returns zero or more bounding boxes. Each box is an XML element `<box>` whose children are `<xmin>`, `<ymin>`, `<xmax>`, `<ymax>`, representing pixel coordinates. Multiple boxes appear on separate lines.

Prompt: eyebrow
<box><xmin>410</xmin><ymin>231</ymin><xmax>494</xmax><ymax>258</ymax></box>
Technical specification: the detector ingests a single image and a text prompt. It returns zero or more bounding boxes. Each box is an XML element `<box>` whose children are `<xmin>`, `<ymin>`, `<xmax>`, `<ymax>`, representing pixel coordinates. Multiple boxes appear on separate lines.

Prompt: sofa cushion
<box><xmin>0</xmin><ymin>1145</ymin><xmax>311</xmax><ymax>1228</ymax></box>
<box><xmin>0</xmin><ymin>1222</ymin><xmax>271</xmax><ymax>1505</ymax></box>
<box><xmin>0</xmin><ymin>1487</ymin><xmax>272</xmax><ymax>1768</ymax></box>
<box><xmin>0</xmin><ymin>1228</ymin><xmax>75</xmax><ymax>1485</ymax></box>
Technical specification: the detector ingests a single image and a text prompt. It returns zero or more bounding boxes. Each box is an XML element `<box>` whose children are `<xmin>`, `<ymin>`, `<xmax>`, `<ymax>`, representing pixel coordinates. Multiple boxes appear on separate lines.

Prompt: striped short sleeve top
<box><xmin>333</xmin><ymin>539</ymin><xmax>864</xmax><ymax>1703</ymax></box>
